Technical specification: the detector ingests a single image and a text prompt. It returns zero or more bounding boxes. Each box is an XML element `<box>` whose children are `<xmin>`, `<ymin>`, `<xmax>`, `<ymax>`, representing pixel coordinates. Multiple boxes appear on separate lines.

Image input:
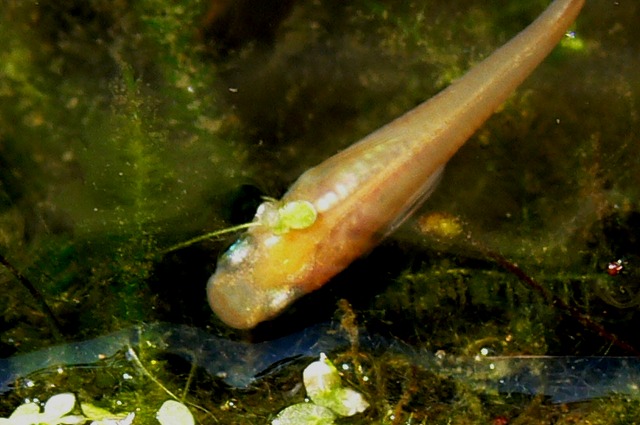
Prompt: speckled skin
<box><xmin>207</xmin><ymin>0</ymin><xmax>585</xmax><ymax>329</ymax></box>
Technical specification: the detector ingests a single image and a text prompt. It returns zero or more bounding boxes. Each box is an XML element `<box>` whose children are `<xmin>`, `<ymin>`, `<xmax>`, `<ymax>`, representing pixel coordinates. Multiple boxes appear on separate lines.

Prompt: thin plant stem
<box><xmin>160</xmin><ymin>222</ymin><xmax>260</xmax><ymax>254</ymax></box>
<box><xmin>0</xmin><ymin>253</ymin><xmax>64</xmax><ymax>341</ymax></box>
<box><xmin>470</xmin><ymin>239</ymin><xmax>640</xmax><ymax>356</ymax></box>
<box><xmin>127</xmin><ymin>345</ymin><xmax>218</xmax><ymax>422</ymax></box>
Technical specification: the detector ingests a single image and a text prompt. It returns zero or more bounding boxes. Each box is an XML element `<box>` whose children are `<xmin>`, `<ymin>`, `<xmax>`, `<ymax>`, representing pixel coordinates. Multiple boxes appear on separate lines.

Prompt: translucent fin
<box><xmin>382</xmin><ymin>164</ymin><xmax>445</xmax><ymax>238</ymax></box>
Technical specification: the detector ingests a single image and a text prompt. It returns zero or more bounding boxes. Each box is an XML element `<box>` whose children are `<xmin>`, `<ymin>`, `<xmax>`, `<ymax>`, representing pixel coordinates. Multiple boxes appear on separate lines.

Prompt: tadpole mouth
<box><xmin>207</xmin><ymin>269</ymin><xmax>298</xmax><ymax>329</ymax></box>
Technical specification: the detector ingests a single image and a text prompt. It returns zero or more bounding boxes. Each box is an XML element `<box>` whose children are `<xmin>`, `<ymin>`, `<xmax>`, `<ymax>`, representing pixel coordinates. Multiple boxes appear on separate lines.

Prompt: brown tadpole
<box><xmin>207</xmin><ymin>0</ymin><xmax>586</xmax><ymax>329</ymax></box>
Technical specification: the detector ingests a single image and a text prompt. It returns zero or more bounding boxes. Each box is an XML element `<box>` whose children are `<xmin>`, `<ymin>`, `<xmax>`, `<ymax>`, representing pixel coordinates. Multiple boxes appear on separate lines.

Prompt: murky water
<box><xmin>1</xmin><ymin>0</ymin><xmax>639</xmax><ymax>423</ymax></box>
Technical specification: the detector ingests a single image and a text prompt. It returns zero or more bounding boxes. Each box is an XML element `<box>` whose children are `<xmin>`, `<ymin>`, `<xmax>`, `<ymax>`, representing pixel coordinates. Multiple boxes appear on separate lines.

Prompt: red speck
<box><xmin>607</xmin><ymin>260</ymin><xmax>624</xmax><ymax>276</ymax></box>
<box><xmin>492</xmin><ymin>416</ymin><xmax>509</xmax><ymax>425</ymax></box>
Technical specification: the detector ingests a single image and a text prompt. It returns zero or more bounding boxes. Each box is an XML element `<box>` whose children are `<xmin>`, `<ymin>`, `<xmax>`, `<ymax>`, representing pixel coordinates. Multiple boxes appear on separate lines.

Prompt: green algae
<box><xmin>1</xmin><ymin>0</ymin><xmax>640</xmax><ymax>423</ymax></box>
<box><xmin>0</xmin><ymin>0</ymin><xmax>249</xmax><ymax>335</ymax></box>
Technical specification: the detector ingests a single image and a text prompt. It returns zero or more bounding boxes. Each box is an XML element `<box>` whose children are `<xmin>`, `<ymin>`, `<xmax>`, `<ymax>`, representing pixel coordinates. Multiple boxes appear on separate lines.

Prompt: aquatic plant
<box><xmin>0</xmin><ymin>393</ymin><xmax>192</xmax><ymax>425</ymax></box>
<box><xmin>0</xmin><ymin>0</ymin><xmax>246</xmax><ymax>335</ymax></box>
<box><xmin>272</xmin><ymin>353</ymin><xmax>369</xmax><ymax>424</ymax></box>
<box><xmin>0</xmin><ymin>393</ymin><xmax>84</xmax><ymax>425</ymax></box>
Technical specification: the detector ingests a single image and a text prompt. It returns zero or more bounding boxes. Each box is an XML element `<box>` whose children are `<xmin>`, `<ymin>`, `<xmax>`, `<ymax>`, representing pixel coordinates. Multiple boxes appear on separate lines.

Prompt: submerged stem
<box><xmin>471</xmin><ymin>240</ymin><xmax>640</xmax><ymax>356</ymax></box>
<box><xmin>0</xmin><ymin>253</ymin><xmax>64</xmax><ymax>341</ymax></box>
<box><xmin>160</xmin><ymin>222</ymin><xmax>260</xmax><ymax>254</ymax></box>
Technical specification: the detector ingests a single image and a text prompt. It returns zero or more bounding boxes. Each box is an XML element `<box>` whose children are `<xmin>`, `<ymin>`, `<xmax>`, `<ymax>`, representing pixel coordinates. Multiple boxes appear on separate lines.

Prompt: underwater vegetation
<box><xmin>1</xmin><ymin>0</ymin><xmax>640</xmax><ymax>423</ymax></box>
<box><xmin>0</xmin><ymin>0</ymin><xmax>249</xmax><ymax>337</ymax></box>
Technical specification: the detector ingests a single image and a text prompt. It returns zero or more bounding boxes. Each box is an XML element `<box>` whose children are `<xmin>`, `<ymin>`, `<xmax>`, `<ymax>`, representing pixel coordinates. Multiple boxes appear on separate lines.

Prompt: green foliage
<box><xmin>0</xmin><ymin>0</ymin><xmax>247</xmax><ymax>334</ymax></box>
<box><xmin>0</xmin><ymin>393</ymin><xmax>84</xmax><ymax>425</ymax></box>
<box><xmin>258</xmin><ymin>199</ymin><xmax>318</xmax><ymax>235</ymax></box>
<box><xmin>0</xmin><ymin>393</ymin><xmax>194</xmax><ymax>425</ymax></box>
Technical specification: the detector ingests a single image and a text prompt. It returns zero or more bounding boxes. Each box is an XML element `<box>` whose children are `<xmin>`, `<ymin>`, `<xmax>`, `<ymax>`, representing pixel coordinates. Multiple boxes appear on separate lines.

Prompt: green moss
<box><xmin>0</xmin><ymin>0</ymin><xmax>249</xmax><ymax>335</ymax></box>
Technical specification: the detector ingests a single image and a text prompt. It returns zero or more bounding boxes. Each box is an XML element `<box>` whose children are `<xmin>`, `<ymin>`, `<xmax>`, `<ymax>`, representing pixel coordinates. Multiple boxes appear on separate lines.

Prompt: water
<box><xmin>3</xmin><ymin>322</ymin><xmax>640</xmax><ymax>405</ymax></box>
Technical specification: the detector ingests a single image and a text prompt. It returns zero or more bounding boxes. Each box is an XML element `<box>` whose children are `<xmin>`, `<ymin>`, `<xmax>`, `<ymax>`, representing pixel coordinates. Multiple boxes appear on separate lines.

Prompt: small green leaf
<box><xmin>156</xmin><ymin>400</ymin><xmax>194</xmax><ymax>425</ymax></box>
<box><xmin>303</xmin><ymin>353</ymin><xmax>342</xmax><ymax>397</ymax></box>
<box><xmin>43</xmin><ymin>393</ymin><xmax>76</xmax><ymax>418</ymax></box>
<box><xmin>89</xmin><ymin>412</ymin><xmax>135</xmax><ymax>425</ymax></box>
<box><xmin>278</xmin><ymin>200</ymin><xmax>317</xmax><ymax>230</ymax></box>
<box><xmin>5</xmin><ymin>404</ymin><xmax>40</xmax><ymax>425</ymax></box>
<box><xmin>312</xmin><ymin>387</ymin><xmax>369</xmax><ymax>417</ymax></box>
<box><xmin>57</xmin><ymin>415</ymin><xmax>86</xmax><ymax>425</ymax></box>
<box><xmin>271</xmin><ymin>403</ymin><xmax>336</xmax><ymax>425</ymax></box>
<box><xmin>303</xmin><ymin>353</ymin><xmax>369</xmax><ymax>417</ymax></box>
<box><xmin>9</xmin><ymin>402</ymin><xmax>40</xmax><ymax>418</ymax></box>
<box><xmin>80</xmin><ymin>403</ymin><xmax>116</xmax><ymax>420</ymax></box>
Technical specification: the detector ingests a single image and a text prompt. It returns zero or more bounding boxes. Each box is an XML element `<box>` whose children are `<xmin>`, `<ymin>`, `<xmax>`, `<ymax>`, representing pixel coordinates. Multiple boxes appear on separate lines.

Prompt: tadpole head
<box><xmin>206</xmin><ymin>235</ymin><xmax>300</xmax><ymax>329</ymax></box>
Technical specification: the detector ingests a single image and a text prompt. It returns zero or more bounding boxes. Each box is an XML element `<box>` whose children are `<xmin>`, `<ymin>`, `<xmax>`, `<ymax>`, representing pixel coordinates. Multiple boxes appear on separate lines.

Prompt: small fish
<box><xmin>207</xmin><ymin>0</ymin><xmax>585</xmax><ymax>329</ymax></box>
